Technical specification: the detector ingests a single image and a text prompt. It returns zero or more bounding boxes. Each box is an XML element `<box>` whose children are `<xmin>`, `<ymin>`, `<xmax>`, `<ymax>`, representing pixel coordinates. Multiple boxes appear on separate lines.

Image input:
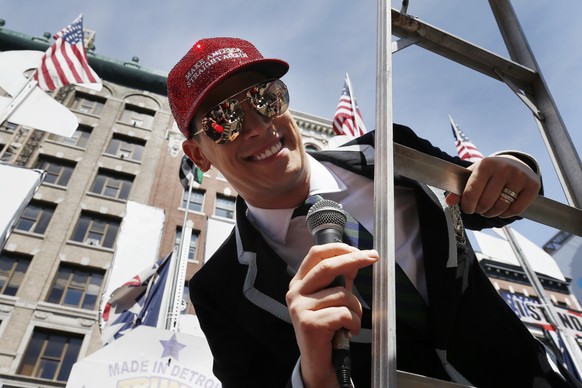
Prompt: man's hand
<box><xmin>445</xmin><ymin>155</ymin><xmax>541</xmax><ymax>218</ymax></box>
<box><xmin>286</xmin><ymin>243</ymin><xmax>378</xmax><ymax>387</ymax></box>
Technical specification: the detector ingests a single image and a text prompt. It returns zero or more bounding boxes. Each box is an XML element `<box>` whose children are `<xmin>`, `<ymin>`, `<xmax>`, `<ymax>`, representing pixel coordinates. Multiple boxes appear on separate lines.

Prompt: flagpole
<box><xmin>164</xmin><ymin>171</ymin><xmax>195</xmax><ymax>331</ymax></box>
<box><xmin>502</xmin><ymin>226</ymin><xmax>582</xmax><ymax>378</ymax></box>
<box><xmin>0</xmin><ymin>73</ymin><xmax>39</xmax><ymax>126</ymax></box>
<box><xmin>448</xmin><ymin>115</ymin><xmax>462</xmax><ymax>140</ymax></box>
<box><xmin>344</xmin><ymin>73</ymin><xmax>361</xmax><ymax>135</ymax></box>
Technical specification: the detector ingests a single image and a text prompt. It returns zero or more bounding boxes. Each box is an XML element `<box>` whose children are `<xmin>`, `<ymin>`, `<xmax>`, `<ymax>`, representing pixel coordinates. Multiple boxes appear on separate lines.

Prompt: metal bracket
<box><xmin>392</xmin><ymin>36</ymin><xmax>420</xmax><ymax>53</ymax></box>
<box><xmin>494</xmin><ymin>68</ymin><xmax>544</xmax><ymax>121</ymax></box>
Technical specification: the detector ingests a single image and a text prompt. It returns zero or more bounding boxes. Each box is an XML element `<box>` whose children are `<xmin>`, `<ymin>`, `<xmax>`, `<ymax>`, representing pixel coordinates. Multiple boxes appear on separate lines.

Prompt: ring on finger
<box><xmin>502</xmin><ymin>187</ymin><xmax>519</xmax><ymax>200</ymax></box>
<box><xmin>498</xmin><ymin>192</ymin><xmax>515</xmax><ymax>205</ymax></box>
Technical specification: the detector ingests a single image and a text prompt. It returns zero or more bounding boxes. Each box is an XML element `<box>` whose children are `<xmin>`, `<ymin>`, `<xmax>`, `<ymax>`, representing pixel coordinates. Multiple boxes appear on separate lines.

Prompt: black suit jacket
<box><xmin>190</xmin><ymin>124</ymin><xmax>576</xmax><ymax>387</ymax></box>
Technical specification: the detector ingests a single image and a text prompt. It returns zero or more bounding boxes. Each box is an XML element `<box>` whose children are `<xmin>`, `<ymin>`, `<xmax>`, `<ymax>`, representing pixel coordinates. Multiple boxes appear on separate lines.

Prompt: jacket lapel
<box><xmin>234</xmin><ymin>199</ymin><xmax>295</xmax><ymax>323</ymax></box>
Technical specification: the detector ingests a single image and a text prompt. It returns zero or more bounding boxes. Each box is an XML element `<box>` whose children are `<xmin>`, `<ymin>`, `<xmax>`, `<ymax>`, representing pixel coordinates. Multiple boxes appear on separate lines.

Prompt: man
<box><xmin>167</xmin><ymin>37</ymin><xmax>577</xmax><ymax>387</ymax></box>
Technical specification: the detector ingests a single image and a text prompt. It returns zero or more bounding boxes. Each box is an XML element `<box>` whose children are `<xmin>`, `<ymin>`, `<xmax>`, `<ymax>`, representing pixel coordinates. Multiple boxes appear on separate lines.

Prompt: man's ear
<box><xmin>182</xmin><ymin>139</ymin><xmax>211</xmax><ymax>172</ymax></box>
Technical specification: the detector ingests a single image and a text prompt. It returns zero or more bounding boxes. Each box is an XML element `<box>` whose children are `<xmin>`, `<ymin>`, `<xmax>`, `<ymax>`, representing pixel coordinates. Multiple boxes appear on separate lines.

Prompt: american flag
<box><xmin>332</xmin><ymin>74</ymin><xmax>367</xmax><ymax>137</ymax></box>
<box><xmin>100</xmin><ymin>253</ymin><xmax>172</xmax><ymax>346</ymax></box>
<box><xmin>450</xmin><ymin>115</ymin><xmax>484</xmax><ymax>162</ymax></box>
<box><xmin>34</xmin><ymin>14</ymin><xmax>101</xmax><ymax>91</ymax></box>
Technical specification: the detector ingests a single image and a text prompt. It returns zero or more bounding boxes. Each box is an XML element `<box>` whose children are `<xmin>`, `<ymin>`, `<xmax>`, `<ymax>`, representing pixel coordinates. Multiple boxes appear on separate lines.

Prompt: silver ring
<box><xmin>502</xmin><ymin>187</ymin><xmax>519</xmax><ymax>200</ymax></box>
<box><xmin>498</xmin><ymin>192</ymin><xmax>515</xmax><ymax>205</ymax></box>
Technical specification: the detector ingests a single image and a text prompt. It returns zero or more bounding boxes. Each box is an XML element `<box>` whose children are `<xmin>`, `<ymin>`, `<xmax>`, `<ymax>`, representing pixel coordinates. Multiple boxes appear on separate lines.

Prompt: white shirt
<box><xmin>246</xmin><ymin>154</ymin><xmax>428</xmax><ymax>300</ymax></box>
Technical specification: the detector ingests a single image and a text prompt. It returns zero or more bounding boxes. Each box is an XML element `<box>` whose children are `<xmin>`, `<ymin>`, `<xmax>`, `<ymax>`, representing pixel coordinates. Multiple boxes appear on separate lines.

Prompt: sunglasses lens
<box><xmin>201</xmin><ymin>100</ymin><xmax>243</xmax><ymax>144</ymax></box>
<box><xmin>199</xmin><ymin>79</ymin><xmax>289</xmax><ymax>144</ymax></box>
<box><xmin>247</xmin><ymin>80</ymin><xmax>289</xmax><ymax>118</ymax></box>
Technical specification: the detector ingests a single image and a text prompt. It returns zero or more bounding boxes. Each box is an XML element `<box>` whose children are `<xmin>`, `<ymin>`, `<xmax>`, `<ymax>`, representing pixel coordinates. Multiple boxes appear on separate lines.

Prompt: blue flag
<box><xmin>100</xmin><ymin>252</ymin><xmax>172</xmax><ymax>345</ymax></box>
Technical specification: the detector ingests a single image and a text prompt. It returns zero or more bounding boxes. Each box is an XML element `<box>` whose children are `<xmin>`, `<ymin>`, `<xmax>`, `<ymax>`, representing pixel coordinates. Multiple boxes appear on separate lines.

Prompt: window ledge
<box><xmin>178</xmin><ymin>208</ymin><xmax>205</xmax><ymax>216</ymax></box>
<box><xmin>11</xmin><ymin>230</ymin><xmax>46</xmax><ymax>239</ymax></box>
<box><xmin>66</xmin><ymin>240</ymin><xmax>115</xmax><ymax>253</ymax></box>
<box><xmin>115</xmin><ymin>120</ymin><xmax>153</xmax><ymax>131</ymax></box>
<box><xmin>71</xmin><ymin>108</ymin><xmax>102</xmax><ymax>118</ymax></box>
<box><xmin>40</xmin><ymin>182</ymin><xmax>68</xmax><ymax>191</ymax></box>
<box><xmin>0</xmin><ymin>294</ymin><xmax>17</xmax><ymax>308</ymax></box>
<box><xmin>86</xmin><ymin>191</ymin><xmax>128</xmax><ymax>204</ymax></box>
<box><xmin>0</xmin><ymin>373</ymin><xmax>67</xmax><ymax>387</ymax></box>
<box><xmin>208</xmin><ymin>215</ymin><xmax>236</xmax><ymax>224</ymax></box>
<box><xmin>36</xmin><ymin>301</ymin><xmax>99</xmax><ymax>321</ymax></box>
<box><xmin>44</xmin><ymin>138</ymin><xmax>87</xmax><ymax>151</ymax></box>
<box><xmin>102</xmin><ymin>153</ymin><xmax>142</xmax><ymax>164</ymax></box>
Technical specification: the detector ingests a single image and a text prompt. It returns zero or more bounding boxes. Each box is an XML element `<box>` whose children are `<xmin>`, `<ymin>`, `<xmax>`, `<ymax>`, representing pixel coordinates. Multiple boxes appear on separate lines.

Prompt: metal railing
<box><xmin>373</xmin><ymin>1</ymin><xmax>582</xmax><ymax>386</ymax></box>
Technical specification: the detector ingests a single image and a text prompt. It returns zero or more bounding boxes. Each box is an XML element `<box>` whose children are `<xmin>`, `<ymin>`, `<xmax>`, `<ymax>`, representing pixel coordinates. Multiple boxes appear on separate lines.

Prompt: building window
<box><xmin>14</xmin><ymin>201</ymin><xmax>56</xmax><ymax>235</ymax></box>
<box><xmin>72</xmin><ymin>93</ymin><xmax>104</xmax><ymax>116</ymax></box>
<box><xmin>0</xmin><ymin>251</ymin><xmax>32</xmax><ymax>296</ymax></box>
<box><xmin>46</xmin><ymin>263</ymin><xmax>104</xmax><ymax>310</ymax></box>
<box><xmin>35</xmin><ymin>156</ymin><xmax>76</xmax><ymax>187</ymax></box>
<box><xmin>70</xmin><ymin>212</ymin><xmax>120</xmax><ymax>249</ymax></box>
<box><xmin>0</xmin><ymin>142</ymin><xmax>16</xmax><ymax>162</ymax></box>
<box><xmin>181</xmin><ymin>189</ymin><xmax>204</xmax><ymax>212</ymax></box>
<box><xmin>0</xmin><ymin>121</ymin><xmax>17</xmax><ymax>132</ymax></box>
<box><xmin>48</xmin><ymin>125</ymin><xmax>92</xmax><ymax>148</ymax></box>
<box><xmin>174</xmin><ymin>227</ymin><xmax>199</xmax><ymax>262</ymax></box>
<box><xmin>18</xmin><ymin>328</ymin><xmax>83</xmax><ymax>382</ymax></box>
<box><xmin>105</xmin><ymin>134</ymin><xmax>145</xmax><ymax>162</ymax></box>
<box><xmin>119</xmin><ymin>105</ymin><xmax>154</xmax><ymax>129</ymax></box>
<box><xmin>215</xmin><ymin>194</ymin><xmax>236</xmax><ymax>219</ymax></box>
<box><xmin>90</xmin><ymin>169</ymin><xmax>134</xmax><ymax>200</ymax></box>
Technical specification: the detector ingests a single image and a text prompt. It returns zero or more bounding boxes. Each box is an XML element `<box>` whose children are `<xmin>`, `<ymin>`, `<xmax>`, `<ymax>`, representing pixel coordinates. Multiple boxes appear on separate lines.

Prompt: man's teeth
<box><xmin>254</xmin><ymin>141</ymin><xmax>282</xmax><ymax>161</ymax></box>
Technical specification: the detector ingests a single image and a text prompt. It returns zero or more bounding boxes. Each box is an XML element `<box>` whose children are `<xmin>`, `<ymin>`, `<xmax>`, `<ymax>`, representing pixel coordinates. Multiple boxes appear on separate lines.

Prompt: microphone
<box><xmin>305</xmin><ymin>199</ymin><xmax>351</xmax><ymax>388</ymax></box>
<box><xmin>305</xmin><ymin>199</ymin><xmax>347</xmax><ymax>245</ymax></box>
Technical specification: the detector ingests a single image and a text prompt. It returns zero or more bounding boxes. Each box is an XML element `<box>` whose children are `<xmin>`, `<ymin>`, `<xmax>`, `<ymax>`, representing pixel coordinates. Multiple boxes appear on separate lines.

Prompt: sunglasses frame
<box><xmin>191</xmin><ymin>79</ymin><xmax>289</xmax><ymax>144</ymax></box>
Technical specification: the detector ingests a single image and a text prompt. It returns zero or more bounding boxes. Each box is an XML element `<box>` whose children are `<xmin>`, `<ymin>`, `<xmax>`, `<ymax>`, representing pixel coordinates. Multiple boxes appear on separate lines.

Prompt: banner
<box><xmin>500</xmin><ymin>290</ymin><xmax>582</xmax><ymax>337</ymax></box>
<box><xmin>0</xmin><ymin>51</ymin><xmax>79</xmax><ymax>136</ymax></box>
<box><xmin>0</xmin><ymin>164</ymin><xmax>44</xmax><ymax>250</ymax></box>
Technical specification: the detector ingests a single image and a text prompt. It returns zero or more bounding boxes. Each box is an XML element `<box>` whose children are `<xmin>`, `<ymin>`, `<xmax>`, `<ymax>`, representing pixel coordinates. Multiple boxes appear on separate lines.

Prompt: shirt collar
<box><xmin>246</xmin><ymin>154</ymin><xmax>347</xmax><ymax>243</ymax></box>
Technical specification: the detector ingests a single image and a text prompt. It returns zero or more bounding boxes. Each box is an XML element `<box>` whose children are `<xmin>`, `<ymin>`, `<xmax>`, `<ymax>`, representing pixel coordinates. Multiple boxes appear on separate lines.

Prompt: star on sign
<box><xmin>159</xmin><ymin>333</ymin><xmax>186</xmax><ymax>361</ymax></box>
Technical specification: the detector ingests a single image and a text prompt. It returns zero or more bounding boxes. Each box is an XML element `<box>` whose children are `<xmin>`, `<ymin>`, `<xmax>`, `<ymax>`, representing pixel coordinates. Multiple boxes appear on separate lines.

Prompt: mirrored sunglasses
<box><xmin>192</xmin><ymin>79</ymin><xmax>289</xmax><ymax>144</ymax></box>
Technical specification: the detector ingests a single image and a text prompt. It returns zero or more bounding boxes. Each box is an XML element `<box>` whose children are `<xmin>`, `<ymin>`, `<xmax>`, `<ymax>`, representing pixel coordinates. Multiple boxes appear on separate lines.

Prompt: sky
<box><xmin>1</xmin><ymin>0</ymin><xmax>580</xmax><ymax>248</ymax></box>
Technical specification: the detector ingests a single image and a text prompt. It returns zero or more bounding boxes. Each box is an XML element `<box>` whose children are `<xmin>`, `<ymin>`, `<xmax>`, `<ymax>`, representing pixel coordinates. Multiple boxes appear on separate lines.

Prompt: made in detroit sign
<box><xmin>67</xmin><ymin>326</ymin><xmax>221</xmax><ymax>388</ymax></box>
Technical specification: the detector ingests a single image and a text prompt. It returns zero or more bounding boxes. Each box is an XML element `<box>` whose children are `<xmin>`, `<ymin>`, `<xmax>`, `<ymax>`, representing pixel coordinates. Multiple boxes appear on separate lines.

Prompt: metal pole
<box><xmin>488</xmin><ymin>0</ymin><xmax>582</xmax><ymax>208</ymax></box>
<box><xmin>502</xmin><ymin>226</ymin><xmax>582</xmax><ymax>378</ymax></box>
<box><xmin>0</xmin><ymin>73</ymin><xmax>38</xmax><ymax>126</ymax></box>
<box><xmin>164</xmin><ymin>172</ymin><xmax>194</xmax><ymax>331</ymax></box>
<box><xmin>373</xmin><ymin>0</ymin><xmax>397</xmax><ymax>386</ymax></box>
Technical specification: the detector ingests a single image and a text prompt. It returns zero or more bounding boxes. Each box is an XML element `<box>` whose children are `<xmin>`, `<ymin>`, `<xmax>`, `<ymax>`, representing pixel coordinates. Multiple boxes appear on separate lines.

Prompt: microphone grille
<box><xmin>305</xmin><ymin>199</ymin><xmax>347</xmax><ymax>234</ymax></box>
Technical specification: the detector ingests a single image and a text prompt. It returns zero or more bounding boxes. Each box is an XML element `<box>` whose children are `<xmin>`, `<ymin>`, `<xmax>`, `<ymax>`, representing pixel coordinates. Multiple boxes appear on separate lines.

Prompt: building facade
<box><xmin>0</xmin><ymin>79</ymin><xmax>174</xmax><ymax>386</ymax></box>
